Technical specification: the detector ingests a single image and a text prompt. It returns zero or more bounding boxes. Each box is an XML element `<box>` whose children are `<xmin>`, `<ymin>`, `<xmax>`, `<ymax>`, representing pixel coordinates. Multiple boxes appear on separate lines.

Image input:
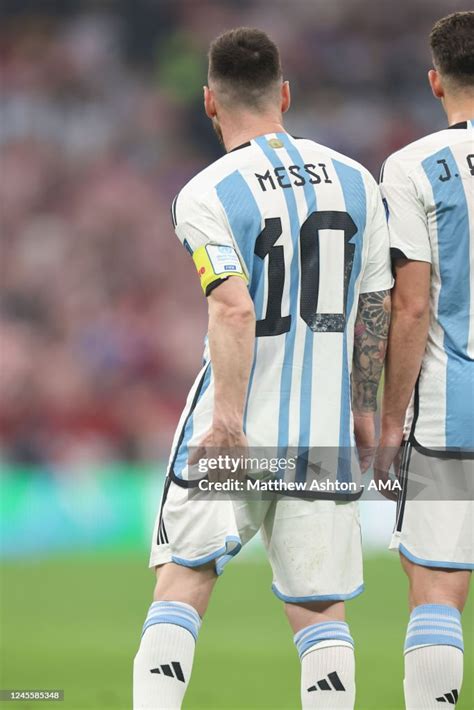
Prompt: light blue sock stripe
<box><xmin>147</xmin><ymin>602</ymin><xmax>201</xmax><ymax>625</ymax></box>
<box><xmin>408</xmin><ymin>616</ymin><xmax>461</xmax><ymax>626</ymax></box>
<box><xmin>142</xmin><ymin>614</ymin><xmax>200</xmax><ymax>641</ymax></box>
<box><xmin>142</xmin><ymin>602</ymin><xmax>201</xmax><ymax>641</ymax></box>
<box><xmin>405</xmin><ymin>633</ymin><xmax>464</xmax><ymax>652</ymax></box>
<box><xmin>146</xmin><ymin>603</ymin><xmax>200</xmax><ymax>624</ymax></box>
<box><xmin>410</xmin><ymin>604</ymin><xmax>461</xmax><ymax>621</ymax></box>
<box><xmin>405</xmin><ymin>604</ymin><xmax>463</xmax><ymax>653</ymax></box>
<box><xmin>407</xmin><ymin>624</ymin><xmax>463</xmax><ymax>637</ymax></box>
<box><xmin>408</xmin><ymin>621</ymin><xmax>462</xmax><ymax>633</ymax></box>
<box><xmin>145</xmin><ymin>610</ymin><xmax>199</xmax><ymax>628</ymax></box>
<box><xmin>297</xmin><ymin>633</ymin><xmax>354</xmax><ymax>656</ymax></box>
<box><xmin>406</xmin><ymin>629</ymin><xmax>463</xmax><ymax>643</ymax></box>
<box><xmin>295</xmin><ymin>626</ymin><xmax>350</xmax><ymax>649</ymax></box>
<box><xmin>144</xmin><ymin>612</ymin><xmax>200</xmax><ymax>629</ymax></box>
<box><xmin>294</xmin><ymin>622</ymin><xmax>354</xmax><ymax>658</ymax></box>
<box><xmin>294</xmin><ymin>622</ymin><xmax>349</xmax><ymax>645</ymax></box>
<box><xmin>146</xmin><ymin>603</ymin><xmax>198</xmax><ymax>616</ymax></box>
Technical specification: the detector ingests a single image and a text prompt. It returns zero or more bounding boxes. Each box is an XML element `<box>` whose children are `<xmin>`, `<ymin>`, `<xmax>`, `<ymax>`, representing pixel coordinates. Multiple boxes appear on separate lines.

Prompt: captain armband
<box><xmin>192</xmin><ymin>244</ymin><xmax>248</xmax><ymax>296</ymax></box>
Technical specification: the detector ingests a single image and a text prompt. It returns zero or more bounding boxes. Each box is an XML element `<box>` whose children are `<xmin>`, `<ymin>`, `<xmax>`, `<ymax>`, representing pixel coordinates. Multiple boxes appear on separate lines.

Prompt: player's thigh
<box><xmin>262</xmin><ymin>496</ymin><xmax>363</xmax><ymax>604</ymax></box>
<box><xmin>391</xmin><ymin>447</ymin><xmax>473</xmax><ymax>611</ymax></box>
<box><xmin>149</xmin><ymin>478</ymin><xmax>271</xmax><ymax>617</ymax></box>
<box><xmin>401</xmin><ymin>554</ymin><xmax>471</xmax><ymax>612</ymax></box>
<box><xmin>153</xmin><ymin>562</ymin><xmax>217</xmax><ymax>618</ymax></box>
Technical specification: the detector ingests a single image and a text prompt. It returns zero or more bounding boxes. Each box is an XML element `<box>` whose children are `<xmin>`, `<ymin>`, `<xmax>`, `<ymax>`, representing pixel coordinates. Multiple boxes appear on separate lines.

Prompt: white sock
<box><xmin>294</xmin><ymin>621</ymin><xmax>356</xmax><ymax>709</ymax></box>
<box><xmin>404</xmin><ymin>604</ymin><xmax>464</xmax><ymax>709</ymax></box>
<box><xmin>133</xmin><ymin>601</ymin><xmax>201</xmax><ymax>710</ymax></box>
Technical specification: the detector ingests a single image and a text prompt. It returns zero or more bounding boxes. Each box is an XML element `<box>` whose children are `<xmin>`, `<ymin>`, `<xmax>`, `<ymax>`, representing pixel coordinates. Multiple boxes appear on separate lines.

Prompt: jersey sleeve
<box><xmin>172</xmin><ymin>188</ymin><xmax>249</xmax><ymax>296</ymax></box>
<box><xmin>379</xmin><ymin>153</ymin><xmax>431</xmax><ymax>263</ymax></box>
<box><xmin>359</xmin><ymin>177</ymin><xmax>394</xmax><ymax>294</ymax></box>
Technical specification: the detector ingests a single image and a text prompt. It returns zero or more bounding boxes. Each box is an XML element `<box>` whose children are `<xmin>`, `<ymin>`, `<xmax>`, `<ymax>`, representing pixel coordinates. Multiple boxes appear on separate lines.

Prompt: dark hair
<box><xmin>430</xmin><ymin>11</ymin><xmax>474</xmax><ymax>85</ymax></box>
<box><xmin>208</xmin><ymin>27</ymin><xmax>282</xmax><ymax>106</ymax></box>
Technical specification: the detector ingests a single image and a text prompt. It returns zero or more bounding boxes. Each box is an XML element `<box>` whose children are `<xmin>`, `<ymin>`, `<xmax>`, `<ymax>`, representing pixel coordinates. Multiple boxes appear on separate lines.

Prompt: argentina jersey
<box><xmin>381</xmin><ymin>120</ymin><xmax>474</xmax><ymax>454</ymax></box>
<box><xmin>169</xmin><ymin>132</ymin><xmax>392</xmax><ymax>481</ymax></box>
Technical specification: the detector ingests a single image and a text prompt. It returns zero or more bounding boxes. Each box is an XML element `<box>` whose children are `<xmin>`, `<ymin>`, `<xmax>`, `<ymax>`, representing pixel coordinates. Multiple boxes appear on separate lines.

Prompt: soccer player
<box><xmin>377</xmin><ymin>11</ymin><xmax>474</xmax><ymax>709</ymax></box>
<box><xmin>134</xmin><ymin>28</ymin><xmax>392</xmax><ymax>709</ymax></box>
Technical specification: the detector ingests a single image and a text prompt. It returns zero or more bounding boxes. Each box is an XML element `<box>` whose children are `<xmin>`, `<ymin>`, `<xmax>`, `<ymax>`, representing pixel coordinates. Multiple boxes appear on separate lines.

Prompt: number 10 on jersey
<box><xmin>254</xmin><ymin>211</ymin><xmax>357</xmax><ymax>337</ymax></box>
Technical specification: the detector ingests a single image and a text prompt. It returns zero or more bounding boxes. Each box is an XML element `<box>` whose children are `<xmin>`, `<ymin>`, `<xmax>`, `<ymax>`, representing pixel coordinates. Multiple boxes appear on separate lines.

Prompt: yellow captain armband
<box><xmin>192</xmin><ymin>244</ymin><xmax>248</xmax><ymax>296</ymax></box>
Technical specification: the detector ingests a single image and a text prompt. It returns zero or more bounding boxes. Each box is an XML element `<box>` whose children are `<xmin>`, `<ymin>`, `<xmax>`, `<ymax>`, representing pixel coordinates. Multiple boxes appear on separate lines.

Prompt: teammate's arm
<box><xmin>352</xmin><ymin>289</ymin><xmax>391</xmax><ymax>471</ymax></box>
<box><xmin>207</xmin><ymin>276</ymin><xmax>255</xmax><ymax>445</ymax></box>
<box><xmin>378</xmin><ymin>260</ymin><xmax>430</xmax><ymax>455</ymax></box>
<box><xmin>374</xmin><ymin>259</ymin><xmax>431</xmax><ymax>498</ymax></box>
<box><xmin>374</xmin><ymin>261</ymin><xmax>430</xmax><ymax>497</ymax></box>
<box><xmin>375</xmin><ymin>156</ymin><xmax>432</xmax><ymax>486</ymax></box>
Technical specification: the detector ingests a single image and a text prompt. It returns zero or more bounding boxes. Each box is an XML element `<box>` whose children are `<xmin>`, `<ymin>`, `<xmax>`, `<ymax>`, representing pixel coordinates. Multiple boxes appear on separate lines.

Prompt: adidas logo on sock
<box><xmin>436</xmin><ymin>689</ymin><xmax>458</xmax><ymax>704</ymax></box>
<box><xmin>307</xmin><ymin>671</ymin><xmax>346</xmax><ymax>692</ymax></box>
<box><xmin>150</xmin><ymin>662</ymin><xmax>185</xmax><ymax>682</ymax></box>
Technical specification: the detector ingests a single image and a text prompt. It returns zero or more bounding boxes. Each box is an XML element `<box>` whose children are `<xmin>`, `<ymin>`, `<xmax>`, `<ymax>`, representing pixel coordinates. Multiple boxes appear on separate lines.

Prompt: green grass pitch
<box><xmin>1</xmin><ymin>552</ymin><xmax>472</xmax><ymax>709</ymax></box>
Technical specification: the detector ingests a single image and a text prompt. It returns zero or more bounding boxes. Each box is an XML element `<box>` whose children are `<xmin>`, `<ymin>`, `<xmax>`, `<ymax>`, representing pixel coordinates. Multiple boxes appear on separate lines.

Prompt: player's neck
<box><xmin>445</xmin><ymin>98</ymin><xmax>474</xmax><ymax>126</ymax></box>
<box><xmin>223</xmin><ymin>119</ymin><xmax>286</xmax><ymax>153</ymax></box>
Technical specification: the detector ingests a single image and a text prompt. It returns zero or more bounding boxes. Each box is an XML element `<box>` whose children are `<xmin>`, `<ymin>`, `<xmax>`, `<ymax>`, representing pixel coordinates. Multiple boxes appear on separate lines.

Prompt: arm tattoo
<box><xmin>352</xmin><ymin>289</ymin><xmax>391</xmax><ymax>412</ymax></box>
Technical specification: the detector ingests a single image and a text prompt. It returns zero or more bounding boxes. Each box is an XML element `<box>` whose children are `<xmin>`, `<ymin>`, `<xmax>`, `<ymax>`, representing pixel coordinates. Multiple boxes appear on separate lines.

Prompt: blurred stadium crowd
<box><xmin>0</xmin><ymin>0</ymin><xmax>464</xmax><ymax>468</ymax></box>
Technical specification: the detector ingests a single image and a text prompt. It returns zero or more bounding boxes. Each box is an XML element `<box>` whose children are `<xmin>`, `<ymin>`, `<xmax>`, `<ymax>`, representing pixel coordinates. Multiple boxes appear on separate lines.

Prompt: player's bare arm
<box><xmin>352</xmin><ymin>289</ymin><xmax>391</xmax><ymax>411</ymax></box>
<box><xmin>352</xmin><ymin>289</ymin><xmax>391</xmax><ymax>471</ymax></box>
<box><xmin>200</xmin><ymin>276</ymin><xmax>255</xmax><ymax>455</ymax></box>
<box><xmin>373</xmin><ymin>260</ymin><xmax>429</xmax><ymax>496</ymax></box>
<box><xmin>379</xmin><ymin>259</ymin><xmax>430</xmax><ymax>450</ymax></box>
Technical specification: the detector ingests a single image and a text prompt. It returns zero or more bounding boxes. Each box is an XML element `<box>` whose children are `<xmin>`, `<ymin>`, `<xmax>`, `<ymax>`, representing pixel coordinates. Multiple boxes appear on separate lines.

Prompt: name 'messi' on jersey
<box><xmin>254</xmin><ymin>158</ymin><xmax>333</xmax><ymax>192</ymax></box>
<box><xmin>168</xmin><ymin>132</ymin><xmax>393</xmax><ymax>482</ymax></box>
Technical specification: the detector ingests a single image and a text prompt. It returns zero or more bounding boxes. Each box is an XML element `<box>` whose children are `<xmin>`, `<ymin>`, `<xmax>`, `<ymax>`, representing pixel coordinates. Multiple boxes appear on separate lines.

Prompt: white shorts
<box><xmin>150</xmin><ymin>478</ymin><xmax>363</xmax><ymax>602</ymax></box>
<box><xmin>390</xmin><ymin>442</ymin><xmax>474</xmax><ymax>570</ymax></box>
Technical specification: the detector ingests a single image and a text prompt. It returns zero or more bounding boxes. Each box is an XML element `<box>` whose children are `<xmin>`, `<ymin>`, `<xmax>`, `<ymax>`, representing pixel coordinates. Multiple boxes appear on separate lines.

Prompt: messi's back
<box><xmin>173</xmin><ymin>132</ymin><xmax>392</xmax><ymax>451</ymax></box>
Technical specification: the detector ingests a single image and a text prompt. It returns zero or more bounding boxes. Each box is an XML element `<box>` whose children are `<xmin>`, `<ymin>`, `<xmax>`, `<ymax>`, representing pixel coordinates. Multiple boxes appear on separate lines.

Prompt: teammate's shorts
<box><xmin>390</xmin><ymin>441</ymin><xmax>474</xmax><ymax>570</ymax></box>
<box><xmin>150</xmin><ymin>478</ymin><xmax>363</xmax><ymax>602</ymax></box>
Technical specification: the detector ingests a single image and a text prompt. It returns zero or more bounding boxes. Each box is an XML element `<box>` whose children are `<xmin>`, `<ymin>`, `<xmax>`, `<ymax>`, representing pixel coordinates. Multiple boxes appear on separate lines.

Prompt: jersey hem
<box><xmin>409</xmin><ymin>434</ymin><xmax>474</xmax><ymax>460</ymax></box>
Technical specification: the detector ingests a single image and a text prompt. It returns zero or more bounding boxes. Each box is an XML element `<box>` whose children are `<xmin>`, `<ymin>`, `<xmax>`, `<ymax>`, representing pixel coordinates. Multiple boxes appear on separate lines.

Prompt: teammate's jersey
<box><xmin>169</xmin><ymin>132</ymin><xmax>392</xmax><ymax>480</ymax></box>
<box><xmin>380</xmin><ymin>120</ymin><xmax>474</xmax><ymax>453</ymax></box>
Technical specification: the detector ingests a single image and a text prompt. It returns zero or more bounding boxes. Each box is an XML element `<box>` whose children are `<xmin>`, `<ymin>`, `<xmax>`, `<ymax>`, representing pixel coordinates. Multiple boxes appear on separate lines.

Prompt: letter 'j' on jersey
<box><xmin>381</xmin><ymin>120</ymin><xmax>474</xmax><ymax>453</ymax></box>
<box><xmin>169</xmin><ymin>133</ymin><xmax>392</xmax><ymax>480</ymax></box>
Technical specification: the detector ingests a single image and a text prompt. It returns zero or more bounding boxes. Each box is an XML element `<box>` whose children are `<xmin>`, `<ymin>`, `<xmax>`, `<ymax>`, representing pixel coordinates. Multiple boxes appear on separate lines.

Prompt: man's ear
<box><xmin>281</xmin><ymin>81</ymin><xmax>291</xmax><ymax>114</ymax></box>
<box><xmin>428</xmin><ymin>69</ymin><xmax>444</xmax><ymax>99</ymax></box>
<box><xmin>204</xmin><ymin>86</ymin><xmax>217</xmax><ymax>119</ymax></box>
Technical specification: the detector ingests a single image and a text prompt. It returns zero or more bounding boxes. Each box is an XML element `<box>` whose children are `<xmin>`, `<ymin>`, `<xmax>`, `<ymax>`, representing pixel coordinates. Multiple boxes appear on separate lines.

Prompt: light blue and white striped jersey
<box><xmin>381</xmin><ymin>120</ymin><xmax>474</xmax><ymax>452</ymax></box>
<box><xmin>169</xmin><ymin>132</ymin><xmax>392</xmax><ymax>478</ymax></box>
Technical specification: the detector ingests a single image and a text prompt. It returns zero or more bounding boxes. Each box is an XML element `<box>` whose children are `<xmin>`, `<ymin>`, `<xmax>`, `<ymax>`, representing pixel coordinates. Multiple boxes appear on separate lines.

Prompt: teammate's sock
<box><xmin>404</xmin><ymin>604</ymin><xmax>464</xmax><ymax>709</ymax></box>
<box><xmin>133</xmin><ymin>601</ymin><xmax>201</xmax><ymax>710</ymax></box>
<box><xmin>294</xmin><ymin>621</ymin><xmax>356</xmax><ymax>709</ymax></box>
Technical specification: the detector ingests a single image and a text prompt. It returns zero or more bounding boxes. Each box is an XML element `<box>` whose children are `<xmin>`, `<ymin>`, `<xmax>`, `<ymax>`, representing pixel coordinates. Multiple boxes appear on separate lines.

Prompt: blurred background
<box><xmin>0</xmin><ymin>1</ymin><xmax>472</xmax><ymax>709</ymax></box>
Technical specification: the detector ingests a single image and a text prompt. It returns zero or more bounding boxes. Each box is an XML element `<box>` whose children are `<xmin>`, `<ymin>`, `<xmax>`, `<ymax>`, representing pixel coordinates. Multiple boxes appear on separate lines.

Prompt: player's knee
<box><xmin>153</xmin><ymin>562</ymin><xmax>217</xmax><ymax>617</ymax></box>
<box><xmin>284</xmin><ymin>600</ymin><xmax>345</xmax><ymax>634</ymax></box>
<box><xmin>402</xmin><ymin>554</ymin><xmax>471</xmax><ymax>611</ymax></box>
